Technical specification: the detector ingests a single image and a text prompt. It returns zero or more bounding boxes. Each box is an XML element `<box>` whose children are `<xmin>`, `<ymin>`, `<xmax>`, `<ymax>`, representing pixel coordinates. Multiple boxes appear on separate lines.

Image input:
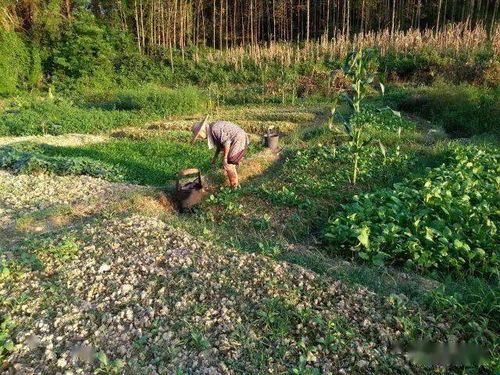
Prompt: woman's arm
<box><xmin>222</xmin><ymin>144</ymin><xmax>231</xmax><ymax>166</ymax></box>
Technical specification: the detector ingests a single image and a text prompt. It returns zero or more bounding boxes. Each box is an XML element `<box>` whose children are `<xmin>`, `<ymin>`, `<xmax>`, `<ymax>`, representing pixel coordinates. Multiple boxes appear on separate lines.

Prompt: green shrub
<box><xmin>0</xmin><ymin>143</ymin><xmax>124</xmax><ymax>180</ymax></box>
<box><xmin>49</xmin><ymin>12</ymin><xmax>117</xmax><ymax>84</ymax></box>
<box><xmin>324</xmin><ymin>143</ymin><xmax>499</xmax><ymax>276</ymax></box>
<box><xmin>0</xmin><ymin>30</ymin><xmax>29</xmax><ymax>95</ymax></box>
<box><xmin>388</xmin><ymin>83</ymin><xmax>500</xmax><ymax>137</ymax></box>
<box><xmin>114</xmin><ymin>86</ymin><xmax>206</xmax><ymax>116</ymax></box>
<box><xmin>381</xmin><ymin>51</ymin><xmax>429</xmax><ymax>80</ymax></box>
<box><xmin>0</xmin><ymin>97</ymin><xmax>145</xmax><ymax>136</ymax></box>
<box><xmin>381</xmin><ymin>48</ymin><xmax>497</xmax><ymax>85</ymax></box>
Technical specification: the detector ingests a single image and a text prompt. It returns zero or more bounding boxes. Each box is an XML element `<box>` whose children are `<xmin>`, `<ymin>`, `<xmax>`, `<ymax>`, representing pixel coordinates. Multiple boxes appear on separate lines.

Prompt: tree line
<box><xmin>1</xmin><ymin>0</ymin><xmax>498</xmax><ymax>53</ymax></box>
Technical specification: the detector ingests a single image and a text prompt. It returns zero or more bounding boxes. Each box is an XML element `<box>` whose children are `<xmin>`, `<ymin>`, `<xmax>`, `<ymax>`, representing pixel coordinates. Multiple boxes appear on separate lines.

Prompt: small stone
<box><xmin>57</xmin><ymin>357</ymin><xmax>67</xmax><ymax>367</ymax></box>
<box><xmin>98</xmin><ymin>264</ymin><xmax>111</xmax><ymax>273</ymax></box>
<box><xmin>122</xmin><ymin>284</ymin><xmax>133</xmax><ymax>293</ymax></box>
<box><xmin>357</xmin><ymin>360</ymin><xmax>369</xmax><ymax>368</ymax></box>
<box><xmin>306</xmin><ymin>351</ymin><xmax>317</xmax><ymax>362</ymax></box>
<box><xmin>126</xmin><ymin>308</ymin><xmax>134</xmax><ymax>320</ymax></box>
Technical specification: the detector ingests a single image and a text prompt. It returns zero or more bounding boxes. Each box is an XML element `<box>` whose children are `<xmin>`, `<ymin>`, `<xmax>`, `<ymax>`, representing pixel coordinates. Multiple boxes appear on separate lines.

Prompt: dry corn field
<box><xmin>205</xmin><ymin>24</ymin><xmax>500</xmax><ymax>68</ymax></box>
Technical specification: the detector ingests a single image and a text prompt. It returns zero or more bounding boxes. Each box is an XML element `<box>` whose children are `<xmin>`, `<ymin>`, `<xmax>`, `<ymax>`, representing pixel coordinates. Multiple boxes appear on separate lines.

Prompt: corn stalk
<box><xmin>349</xmin><ymin>126</ymin><xmax>372</xmax><ymax>185</ymax></box>
<box><xmin>342</xmin><ymin>48</ymin><xmax>379</xmax><ymax>113</ymax></box>
<box><xmin>330</xmin><ymin>48</ymin><xmax>381</xmax><ymax>185</ymax></box>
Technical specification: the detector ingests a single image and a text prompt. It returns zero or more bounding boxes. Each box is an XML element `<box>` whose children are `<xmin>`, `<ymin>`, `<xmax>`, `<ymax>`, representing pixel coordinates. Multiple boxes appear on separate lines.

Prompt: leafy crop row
<box><xmin>41</xmin><ymin>137</ymin><xmax>214</xmax><ymax>186</ymax></box>
<box><xmin>350</xmin><ymin>105</ymin><xmax>416</xmax><ymax>132</ymax></box>
<box><xmin>324</xmin><ymin>143</ymin><xmax>499</xmax><ymax>275</ymax></box>
<box><xmin>0</xmin><ymin>143</ymin><xmax>124</xmax><ymax>180</ymax></box>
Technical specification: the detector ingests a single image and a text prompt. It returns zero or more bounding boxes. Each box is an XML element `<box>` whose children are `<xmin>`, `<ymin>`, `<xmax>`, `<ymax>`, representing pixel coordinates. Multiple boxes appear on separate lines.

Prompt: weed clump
<box><xmin>0</xmin><ymin>98</ymin><xmax>140</xmax><ymax>136</ymax></box>
<box><xmin>386</xmin><ymin>83</ymin><xmax>500</xmax><ymax>137</ymax></box>
<box><xmin>113</xmin><ymin>86</ymin><xmax>206</xmax><ymax>116</ymax></box>
<box><xmin>0</xmin><ymin>86</ymin><xmax>207</xmax><ymax>137</ymax></box>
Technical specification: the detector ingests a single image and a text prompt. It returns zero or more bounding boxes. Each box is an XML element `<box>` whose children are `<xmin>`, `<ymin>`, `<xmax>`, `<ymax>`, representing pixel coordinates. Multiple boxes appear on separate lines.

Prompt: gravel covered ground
<box><xmin>0</xmin><ymin>171</ymin><xmax>453</xmax><ymax>375</ymax></box>
<box><xmin>0</xmin><ymin>170</ymin><xmax>152</xmax><ymax>246</ymax></box>
<box><xmin>2</xmin><ymin>214</ymin><xmax>452</xmax><ymax>375</ymax></box>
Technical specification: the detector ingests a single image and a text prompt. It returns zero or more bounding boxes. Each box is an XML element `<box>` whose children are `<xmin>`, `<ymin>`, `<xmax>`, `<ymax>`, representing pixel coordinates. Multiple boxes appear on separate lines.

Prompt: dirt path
<box><xmin>0</xmin><ymin>133</ymin><xmax>108</xmax><ymax>147</ymax></box>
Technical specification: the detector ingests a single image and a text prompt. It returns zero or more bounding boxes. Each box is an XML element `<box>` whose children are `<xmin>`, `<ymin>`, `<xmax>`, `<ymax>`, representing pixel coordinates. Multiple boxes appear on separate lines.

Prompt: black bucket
<box><xmin>263</xmin><ymin>127</ymin><xmax>279</xmax><ymax>151</ymax></box>
<box><xmin>176</xmin><ymin>168</ymin><xmax>205</xmax><ymax>211</ymax></box>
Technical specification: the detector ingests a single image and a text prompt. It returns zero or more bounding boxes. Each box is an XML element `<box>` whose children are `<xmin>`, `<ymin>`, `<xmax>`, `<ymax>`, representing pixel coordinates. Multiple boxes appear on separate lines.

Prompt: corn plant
<box><xmin>329</xmin><ymin>48</ymin><xmax>394</xmax><ymax>184</ymax></box>
<box><xmin>342</xmin><ymin>48</ymin><xmax>379</xmax><ymax>113</ymax></box>
<box><xmin>329</xmin><ymin>48</ymin><xmax>380</xmax><ymax>125</ymax></box>
<box><xmin>349</xmin><ymin>127</ymin><xmax>373</xmax><ymax>185</ymax></box>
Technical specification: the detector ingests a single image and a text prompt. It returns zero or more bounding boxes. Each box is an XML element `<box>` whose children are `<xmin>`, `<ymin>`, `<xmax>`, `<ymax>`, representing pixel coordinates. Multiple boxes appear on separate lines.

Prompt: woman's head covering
<box><xmin>191</xmin><ymin>114</ymin><xmax>210</xmax><ymax>143</ymax></box>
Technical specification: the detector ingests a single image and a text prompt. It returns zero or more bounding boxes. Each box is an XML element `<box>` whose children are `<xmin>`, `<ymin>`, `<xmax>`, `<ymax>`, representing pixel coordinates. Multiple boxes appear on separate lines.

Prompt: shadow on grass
<box><xmin>1</xmin><ymin>241</ymin><xmax>44</xmax><ymax>272</ymax></box>
<box><xmin>42</xmin><ymin>141</ymin><xmax>213</xmax><ymax>187</ymax></box>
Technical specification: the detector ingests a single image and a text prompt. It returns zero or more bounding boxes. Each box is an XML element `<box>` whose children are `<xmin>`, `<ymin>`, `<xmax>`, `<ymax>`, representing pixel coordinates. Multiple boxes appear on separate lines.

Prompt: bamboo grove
<box><xmin>1</xmin><ymin>0</ymin><xmax>498</xmax><ymax>54</ymax></box>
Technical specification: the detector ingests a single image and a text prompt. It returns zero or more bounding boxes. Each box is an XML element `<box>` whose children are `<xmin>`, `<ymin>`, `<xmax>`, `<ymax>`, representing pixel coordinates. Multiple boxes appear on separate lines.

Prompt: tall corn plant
<box><xmin>342</xmin><ymin>48</ymin><xmax>380</xmax><ymax>114</ymax></box>
<box><xmin>330</xmin><ymin>48</ymin><xmax>383</xmax><ymax>185</ymax></box>
<box><xmin>350</xmin><ymin>127</ymin><xmax>373</xmax><ymax>185</ymax></box>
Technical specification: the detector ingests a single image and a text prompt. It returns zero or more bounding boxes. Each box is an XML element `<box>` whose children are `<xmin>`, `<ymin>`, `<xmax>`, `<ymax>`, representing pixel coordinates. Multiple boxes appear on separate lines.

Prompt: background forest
<box><xmin>1</xmin><ymin>0</ymin><xmax>499</xmax><ymax>94</ymax></box>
